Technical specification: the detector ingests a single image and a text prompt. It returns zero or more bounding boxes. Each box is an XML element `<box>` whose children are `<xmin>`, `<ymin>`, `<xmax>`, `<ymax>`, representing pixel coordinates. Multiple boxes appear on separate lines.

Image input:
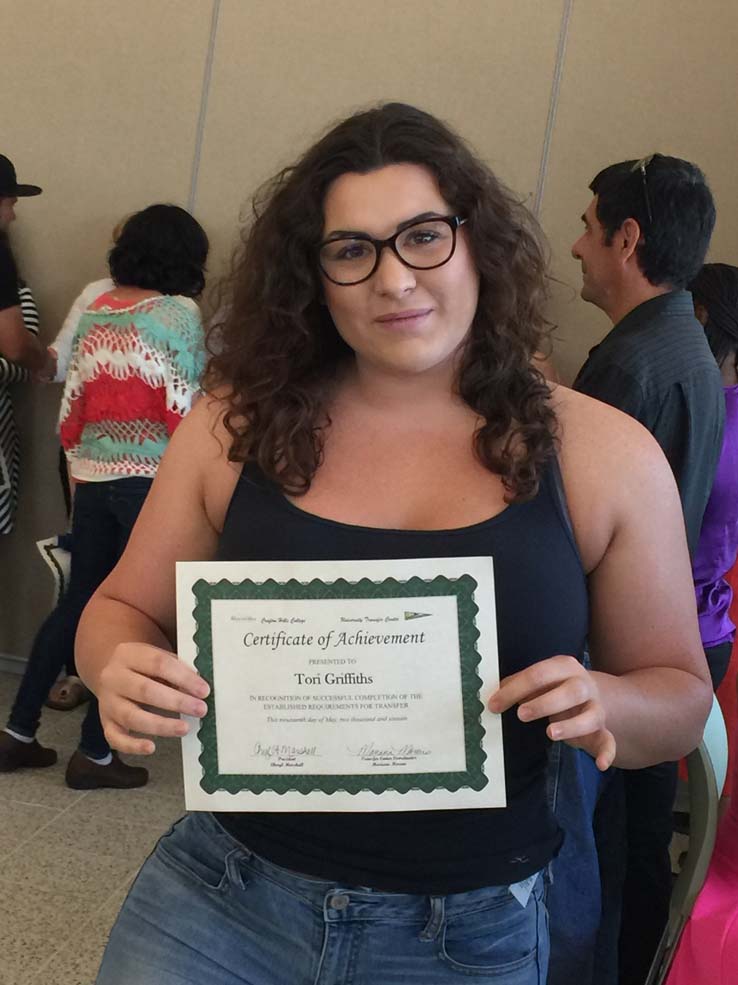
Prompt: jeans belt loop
<box><xmin>419</xmin><ymin>895</ymin><xmax>445</xmax><ymax>942</ymax></box>
<box><xmin>224</xmin><ymin>847</ymin><xmax>249</xmax><ymax>890</ymax></box>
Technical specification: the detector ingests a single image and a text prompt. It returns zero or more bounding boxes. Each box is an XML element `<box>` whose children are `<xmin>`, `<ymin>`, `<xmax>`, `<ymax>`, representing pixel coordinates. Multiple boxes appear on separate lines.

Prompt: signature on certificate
<box><xmin>252</xmin><ymin>742</ymin><xmax>320</xmax><ymax>758</ymax></box>
<box><xmin>348</xmin><ymin>743</ymin><xmax>432</xmax><ymax>760</ymax></box>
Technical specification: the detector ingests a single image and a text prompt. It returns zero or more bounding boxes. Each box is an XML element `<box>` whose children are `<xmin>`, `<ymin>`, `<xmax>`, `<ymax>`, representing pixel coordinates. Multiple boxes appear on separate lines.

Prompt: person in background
<box><xmin>42</xmin><ymin>218</ymin><xmax>126</xmax><ymax>710</ymax></box>
<box><xmin>0</xmin><ymin>204</ymin><xmax>208</xmax><ymax>789</ymax></box>
<box><xmin>689</xmin><ymin>263</ymin><xmax>738</xmax><ymax>691</ymax></box>
<box><xmin>572</xmin><ymin>155</ymin><xmax>721</xmax><ymax>555</ymax></box>
<box><xmin>548</xmin><ymin>154</ymin><xmax>722</xmax><ymax>985</ymax></box>
<box><xmin>0</xmin><ymin>154</ymin><xmax>54</xmax><ymax>534</ymax></box>
<box><xmin>47</xmin><ymin>215</ymin><xmax>130</xmax><ymax>385</ymax></box>
<box><xmin>75</xmin><ymin>103</ymin><xmax>710</xmax><ymax>985</ymax></box>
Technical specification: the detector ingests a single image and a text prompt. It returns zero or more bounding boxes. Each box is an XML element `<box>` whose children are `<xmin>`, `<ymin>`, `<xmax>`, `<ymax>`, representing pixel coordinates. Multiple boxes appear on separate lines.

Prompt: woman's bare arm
<box><xmin>490</xmin><ymin>389</ymin><xmax>711</xmax><ymax>769</ymax></box>
<box><xmin>582</xmin><ymin>419</ymin><xmax>711</xmax><ymax>766</ymax></box>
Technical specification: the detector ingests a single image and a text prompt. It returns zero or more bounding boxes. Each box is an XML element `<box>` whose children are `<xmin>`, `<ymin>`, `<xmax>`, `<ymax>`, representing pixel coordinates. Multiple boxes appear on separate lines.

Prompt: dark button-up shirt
<box><xmin>574</xmin><ymin>290</ymin><xmax>724</xmax><ymax>556</ymax></box>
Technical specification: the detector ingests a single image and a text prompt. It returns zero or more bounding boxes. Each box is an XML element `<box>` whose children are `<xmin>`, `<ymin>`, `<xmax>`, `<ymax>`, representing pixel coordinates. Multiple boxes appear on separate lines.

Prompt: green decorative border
<box><xmin>192</xmin><ymin>575</ymin><xmax>487</xmax><ymax>797</ymax></box>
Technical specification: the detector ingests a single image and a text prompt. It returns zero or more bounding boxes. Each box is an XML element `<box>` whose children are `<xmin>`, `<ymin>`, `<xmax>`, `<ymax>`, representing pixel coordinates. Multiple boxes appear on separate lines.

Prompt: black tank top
<box><xmin>213</xmin><ymin>458</ymin><xmax>588</xmax><ymax>893</ymax></box>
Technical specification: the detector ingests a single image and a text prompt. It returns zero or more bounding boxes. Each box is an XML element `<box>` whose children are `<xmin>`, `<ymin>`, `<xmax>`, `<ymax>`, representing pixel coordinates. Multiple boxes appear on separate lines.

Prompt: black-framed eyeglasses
<box><xmin>318</xmin><ymin>215</ymin><xmax>467</xmax><ymax>286</ymax></box>
<box><xmin>631</xmin><ymin>154</ymin><xmax>654</xmax><ymax>228</ymax></box>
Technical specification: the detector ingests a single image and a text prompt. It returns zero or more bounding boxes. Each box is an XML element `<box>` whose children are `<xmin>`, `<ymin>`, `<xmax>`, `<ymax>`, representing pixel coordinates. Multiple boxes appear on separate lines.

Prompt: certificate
<box><xmin>176</xmin><ymin>556</ymin><xmax>505</xmax><ymax>811</ymax></box>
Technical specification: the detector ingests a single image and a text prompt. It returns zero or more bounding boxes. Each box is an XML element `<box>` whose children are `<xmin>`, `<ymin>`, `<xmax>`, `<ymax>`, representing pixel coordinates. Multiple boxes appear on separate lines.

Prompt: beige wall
<box><xmin>1</xmin><ymin>0</ymin><xmax>737</xmax><ymax>659</ymax></box>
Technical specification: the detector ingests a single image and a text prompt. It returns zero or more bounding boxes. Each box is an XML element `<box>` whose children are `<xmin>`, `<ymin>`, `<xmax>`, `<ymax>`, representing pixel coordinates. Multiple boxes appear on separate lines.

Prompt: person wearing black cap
<box><xmin>0</xmin><ymin>154</ymin><xmax>55</xmax><ymax>533</ymax></box>
<box><xmin>0</xmin><ymin>155</ymin><xmax>52</xmax><ymax>373</ymax></box>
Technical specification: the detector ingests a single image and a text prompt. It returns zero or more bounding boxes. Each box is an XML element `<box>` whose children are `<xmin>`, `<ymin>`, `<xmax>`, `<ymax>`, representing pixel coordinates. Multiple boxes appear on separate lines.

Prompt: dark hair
<box><xmin>208</xmin><ymin>102</ymin><xmax>557</xmax><ymax>500</ymax></box>
<box><xmin>590</xmin><ymin>155</ymin><xmax>715</xmax><ymax>289</ymax></box>
<box><xmin>689</xmin><ymin>263</ymin><xmax>738</xmax><ymax>375</ymax></box>
<box><xmin>108</xmin><ymin>204</ymin><xmax>209</xmax><ymax>297</ymax></box>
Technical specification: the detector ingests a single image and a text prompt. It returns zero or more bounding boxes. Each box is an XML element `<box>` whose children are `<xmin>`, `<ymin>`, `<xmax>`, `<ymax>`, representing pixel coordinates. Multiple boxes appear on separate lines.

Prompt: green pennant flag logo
<box><xmin>404</xmin><ymin>611</ymin><xmax>432</xmax><ymax>620</ymax></box>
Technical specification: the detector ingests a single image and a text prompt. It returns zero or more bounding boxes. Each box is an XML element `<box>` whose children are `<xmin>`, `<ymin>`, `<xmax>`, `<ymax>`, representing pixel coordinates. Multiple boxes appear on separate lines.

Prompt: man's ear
<box><xmin>620</xmin><ymin>217</ymin><xmax>643</xmax><ymax>263</ymax></box>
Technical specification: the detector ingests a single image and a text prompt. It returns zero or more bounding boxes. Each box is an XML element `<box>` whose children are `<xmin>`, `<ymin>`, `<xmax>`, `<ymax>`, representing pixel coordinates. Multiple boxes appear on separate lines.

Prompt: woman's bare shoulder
<box><xmin>549</xmin><ymin>384</ymin><xmax>678</xmax><ymax>570</ymax></box>
<box><xmin>551</xmin><ymin>383</ymin><xmax>665</xmax><ymax>470</ymax></box>
<box><xmin>171</xmin><ymin>388</ymin><xmax>240</xmax><ymax>455</ymax></box>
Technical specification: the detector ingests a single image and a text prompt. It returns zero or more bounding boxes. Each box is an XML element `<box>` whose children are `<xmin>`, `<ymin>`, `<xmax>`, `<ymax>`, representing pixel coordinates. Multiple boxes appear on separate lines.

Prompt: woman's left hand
<box><xmin>487</xmin><ymin>654</ymin><xmax>616</xmax><ymax>771</ymax></box>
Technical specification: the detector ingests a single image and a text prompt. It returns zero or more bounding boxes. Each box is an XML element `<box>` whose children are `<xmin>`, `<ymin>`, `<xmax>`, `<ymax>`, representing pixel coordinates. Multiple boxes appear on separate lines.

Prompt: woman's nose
<box><xmin>372</xmin><ymin>247</ymin><xmax>416</xmax><ymax>296</ymax></box>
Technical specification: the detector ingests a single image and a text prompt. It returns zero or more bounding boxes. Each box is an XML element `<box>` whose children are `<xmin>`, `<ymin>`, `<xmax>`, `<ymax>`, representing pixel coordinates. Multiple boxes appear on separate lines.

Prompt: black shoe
<box><xmin>65</xmin><ymin>750</ymin><xmax>149</xmax><ymax>790</ymax></box>
<box><xmin>0</xmin><ymin>730</ymin><xmax>57</xmax><ymax>772</ymax></box>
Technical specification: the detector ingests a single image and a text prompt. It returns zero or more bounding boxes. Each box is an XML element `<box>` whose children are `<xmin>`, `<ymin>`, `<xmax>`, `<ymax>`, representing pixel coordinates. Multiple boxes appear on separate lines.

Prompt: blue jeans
<box><xmin>97</xmin><ymin>812</ymin><xmax>550</xmax><ymax>985</ymax></box>
<box><xmin>545</xmin><ymin>742</ymin><xmax>619</xmax><ymax>985</ymax></box>
<box><xmin>7</xmin><ymin>477</ymin><xmax>152</xmax><ymax>759</ymax></box>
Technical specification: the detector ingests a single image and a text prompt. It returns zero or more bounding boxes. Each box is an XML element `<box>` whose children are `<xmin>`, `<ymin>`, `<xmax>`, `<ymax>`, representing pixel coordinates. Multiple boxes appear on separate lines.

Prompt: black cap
<box><xmin>0</xmin><ymin>155</ymin><xmax>42</xmax><ymax>197</ymax></box>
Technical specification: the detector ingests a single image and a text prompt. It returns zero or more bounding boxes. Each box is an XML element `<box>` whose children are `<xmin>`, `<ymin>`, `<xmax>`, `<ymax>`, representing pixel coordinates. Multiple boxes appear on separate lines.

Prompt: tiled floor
<box><xmin>0</xmin><ymin>670</ymin><xmax>185</xmax><ymax>985</ymax></box>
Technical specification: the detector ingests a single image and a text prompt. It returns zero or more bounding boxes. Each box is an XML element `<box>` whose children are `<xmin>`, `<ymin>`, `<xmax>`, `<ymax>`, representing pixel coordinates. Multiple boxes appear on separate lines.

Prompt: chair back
<box><xmin>645</xmin><ymin>695</ymin><xmax>728</xmax><ymax>985</ymax></box>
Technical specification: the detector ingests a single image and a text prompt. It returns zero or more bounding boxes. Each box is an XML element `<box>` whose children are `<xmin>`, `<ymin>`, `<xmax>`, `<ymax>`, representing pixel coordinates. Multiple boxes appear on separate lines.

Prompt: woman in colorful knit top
<box><xmin>0</xmin><ymin>204</ymin><xmax>208</xmax><ymax>789</ymax></box>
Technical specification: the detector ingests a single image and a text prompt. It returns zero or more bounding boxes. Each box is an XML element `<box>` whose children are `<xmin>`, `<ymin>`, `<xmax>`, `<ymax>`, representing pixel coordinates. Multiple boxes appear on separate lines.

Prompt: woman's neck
<box><xmin>109</xmin><ymin>285</ymin><xmax>163</xmax><ymax>302</ymax></box>
<box><xmin>345</xmin><ymin>355</ymin><xmax>465</xmax><ymax>417</ymax></box>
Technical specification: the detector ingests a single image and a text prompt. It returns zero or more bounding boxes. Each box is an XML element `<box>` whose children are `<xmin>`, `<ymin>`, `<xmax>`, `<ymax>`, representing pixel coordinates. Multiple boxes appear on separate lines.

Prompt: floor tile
<box><xmin>0</xmin><ymin>881</ymin><xmax>97</xmax><ymax>947</ymax></box>
<box><xmin>0</xmin><ymin>927</ymin><xmax>57</xmax><ymax>985</ymax></box>
<box><xmin>29</xmin><ymin>878</ymin><xmax>135</xmax><ymax>985</ymax></box>
<box><xmin>39</xmin><ymin>807</ymin><xmax>163</xmax><ymax>862</ymax></box>
<box><xmin>64</xmin><ymin>786</ymin><xmax>185</xmax><ymax>831</ymax></box>
<box><xmin>3</xmin><ymin>841</ymin><xmax>134</xmax><ymax>904</ymax></box>
<box><xmin>0</xmin><ymin>763</ymin><xmax>86</xmax><ymax>810</ymax></box>
<box><xmin>30</xmin><ymin>937</ymin><xmax>106</xmax><ymax>985</ymax></box>
<box><xmin>0</xmin><ymin>799</ymin><xmax>60</xmax><ymax>854</ymax></box>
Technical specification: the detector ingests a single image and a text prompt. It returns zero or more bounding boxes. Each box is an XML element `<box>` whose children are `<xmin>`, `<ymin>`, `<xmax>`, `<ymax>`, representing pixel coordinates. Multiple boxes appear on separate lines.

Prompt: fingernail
<box><xmin>191</xmin><ymin>701</ymin><xmax>208</xmax><ymax>717</ymax></box>
<box><xmin>197</xmin><ymin>681</ymin><xmax>210</xmax><ymax>698</ymax></box>
<box><xmin>549</xmin><ymin>725</ymin><xmax>561</xmax><ymax>739</ymax></box>
<box><xmin>518</xmin><ymin>706</ymin><xmax>532</xmax><ymax>721</ymax></box>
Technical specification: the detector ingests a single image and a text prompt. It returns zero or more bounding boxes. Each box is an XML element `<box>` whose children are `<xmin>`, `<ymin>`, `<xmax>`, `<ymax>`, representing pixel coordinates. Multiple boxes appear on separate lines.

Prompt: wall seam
<box><xmin>533</xmin><ymin>0</ymin><xmax>573</xmax><ymax>218</ymax></box>
<box><xmin>187</xmin><ymin>0</ymin><xmax>222</xmax><ymax>213</ymax></box>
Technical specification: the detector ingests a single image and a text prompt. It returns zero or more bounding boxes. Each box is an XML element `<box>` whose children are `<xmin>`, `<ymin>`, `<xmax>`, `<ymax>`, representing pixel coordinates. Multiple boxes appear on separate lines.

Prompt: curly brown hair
<box><xmin>207</xmin><ymin>102</ymin><xmax>557</xmax><ymax>501</ymax></box>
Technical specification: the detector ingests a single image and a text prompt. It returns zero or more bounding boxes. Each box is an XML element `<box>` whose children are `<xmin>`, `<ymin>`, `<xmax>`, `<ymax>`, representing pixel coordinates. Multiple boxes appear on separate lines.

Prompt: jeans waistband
<box><xmin>188</xmin><ymin>811</ymin><xmax>544</xmax><ymax>920</ymax></box>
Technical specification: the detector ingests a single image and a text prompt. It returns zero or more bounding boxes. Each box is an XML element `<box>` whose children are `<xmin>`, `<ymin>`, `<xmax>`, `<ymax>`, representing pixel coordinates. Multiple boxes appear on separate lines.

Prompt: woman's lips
<box><xmin>374</xmin><ymin>308</ymin><xmax>432</xmax><ymax>325</ymax></box>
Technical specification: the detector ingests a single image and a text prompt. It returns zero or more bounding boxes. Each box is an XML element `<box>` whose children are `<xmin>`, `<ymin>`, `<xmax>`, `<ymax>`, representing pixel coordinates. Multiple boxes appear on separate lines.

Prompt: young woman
<box><xmin>0</xmin><ymin>204</ymin><xmax>208</xmax><ymax>789</ymax></box>
<box><xmin>77</xmin><ymin>105</ymin><xmax>710</xmax><ymax>984</ymax></box>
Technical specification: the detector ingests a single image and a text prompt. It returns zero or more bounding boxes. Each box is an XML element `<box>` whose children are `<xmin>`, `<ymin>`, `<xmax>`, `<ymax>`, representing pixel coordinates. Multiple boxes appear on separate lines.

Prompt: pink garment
<box><xmin>665</xmin><ymin>741</ymin><xmax>738</xmax><ymax>984</ymax></box>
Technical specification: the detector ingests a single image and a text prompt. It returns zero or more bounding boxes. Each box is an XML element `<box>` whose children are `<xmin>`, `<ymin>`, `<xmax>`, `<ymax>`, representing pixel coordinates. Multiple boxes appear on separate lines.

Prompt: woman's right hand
<box><xmin>96</xmin><ymin>643</ymin><xmax>210</xmax><ymax>756</ymax></box>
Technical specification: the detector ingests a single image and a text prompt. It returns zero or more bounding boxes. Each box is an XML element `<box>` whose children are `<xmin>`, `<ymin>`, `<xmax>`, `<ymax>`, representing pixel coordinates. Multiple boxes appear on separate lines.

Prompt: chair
<box><xmin>645</xmin><ymin>695</ymin><xmax>729</xmax><ymax>985</ymax></box>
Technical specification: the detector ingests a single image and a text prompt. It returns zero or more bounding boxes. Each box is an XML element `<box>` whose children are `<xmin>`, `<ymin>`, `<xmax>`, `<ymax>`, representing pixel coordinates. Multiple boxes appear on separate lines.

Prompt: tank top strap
<box><xmin>239</xmin><ymin>459</ymin><xmax>274</xmax><ymax>491</ymax></box>
<box><xmin>541</xmin><ymin>453</ymin><xmax>583</xmax><ymax>568</ymax></box>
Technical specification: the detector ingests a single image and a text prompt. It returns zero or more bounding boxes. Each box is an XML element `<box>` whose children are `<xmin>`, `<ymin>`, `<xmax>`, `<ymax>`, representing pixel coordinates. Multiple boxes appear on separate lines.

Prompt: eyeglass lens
<box><xmin>319</xmin><ymin>219</ymin><xmax>457</xmax><ymax>285</ymax></box>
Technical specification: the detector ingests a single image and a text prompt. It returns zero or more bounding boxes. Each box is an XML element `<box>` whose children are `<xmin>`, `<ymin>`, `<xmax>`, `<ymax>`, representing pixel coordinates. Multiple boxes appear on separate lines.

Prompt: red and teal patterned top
<box><xmin>59</xmin><ymin>291</ymin><xmax>205</xmax><ymax>481</ymax></box>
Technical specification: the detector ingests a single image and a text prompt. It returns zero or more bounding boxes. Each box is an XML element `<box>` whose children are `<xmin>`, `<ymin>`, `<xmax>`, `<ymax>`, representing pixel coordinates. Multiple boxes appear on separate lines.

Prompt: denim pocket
<box><xmin>438</xmin><ymin>885</ymin><xmax>542</xmax><ymax>979</ymax></box>
<box><xmin>155</xmin><ymin>816</ymin><xmax>232</xmax><ymax>892</ymax></box>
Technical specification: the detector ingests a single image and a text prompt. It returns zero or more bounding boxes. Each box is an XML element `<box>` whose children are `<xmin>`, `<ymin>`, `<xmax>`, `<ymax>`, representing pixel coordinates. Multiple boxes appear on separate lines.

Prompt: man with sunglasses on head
<box><xmin>572</xmin><ymin>155</ymin><xmax>721</xmax><ymax>556</ymax></box>
<box><xmin>548</xmin><ymin>155</ymin><xmax>722</xmax><ymax>985</ymax></box>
